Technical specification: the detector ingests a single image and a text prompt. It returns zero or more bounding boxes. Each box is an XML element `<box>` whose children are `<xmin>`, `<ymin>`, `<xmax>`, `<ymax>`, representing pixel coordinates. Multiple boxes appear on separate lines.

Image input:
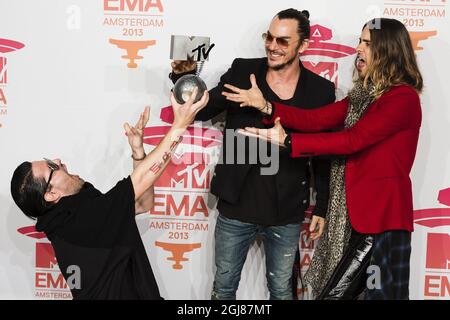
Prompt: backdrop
<box><xmin>0</xmin><ymin>0</ymin><xmax>449</xmax><ymax>300</ymax></box>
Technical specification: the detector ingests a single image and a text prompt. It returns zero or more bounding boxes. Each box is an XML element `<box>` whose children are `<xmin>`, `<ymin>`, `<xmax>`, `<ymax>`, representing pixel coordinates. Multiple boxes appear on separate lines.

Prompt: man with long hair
<box><xmin>223</xmin><ymin>18</ymin><xmax>423</xmax><ymax>300</ymax></box>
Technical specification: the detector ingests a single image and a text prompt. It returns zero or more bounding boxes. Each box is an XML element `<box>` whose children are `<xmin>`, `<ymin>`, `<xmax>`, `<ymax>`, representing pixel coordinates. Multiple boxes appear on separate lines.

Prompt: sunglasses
<box><xmin>43</xmin><ymin>158</ymin><xmax>60</xmax><ymax>196</ymax></box>
<box><xmin>262</xmin><ymin>32</ymin><xmax>298</xmax><ymax>48</ymax></box>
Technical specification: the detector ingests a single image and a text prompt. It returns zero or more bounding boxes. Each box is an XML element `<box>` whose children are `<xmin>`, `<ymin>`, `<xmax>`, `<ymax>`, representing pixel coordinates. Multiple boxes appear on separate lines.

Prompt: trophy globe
<box><xmin>173</xmin><ymin>74</ymin><xmax>207</xmax><ymax>104</ymax></box>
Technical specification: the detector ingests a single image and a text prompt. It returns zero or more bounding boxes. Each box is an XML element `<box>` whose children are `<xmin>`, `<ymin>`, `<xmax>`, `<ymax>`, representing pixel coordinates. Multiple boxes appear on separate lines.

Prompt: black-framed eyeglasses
<box><xmin>43</xmin><ymin>158</ymin><xmax>60</xmax><ymax>196</ymax></box>
<box><xmin>262</xmin><ymin>32</ymin><xmax>298</xmax><ymax>49</ymax></box>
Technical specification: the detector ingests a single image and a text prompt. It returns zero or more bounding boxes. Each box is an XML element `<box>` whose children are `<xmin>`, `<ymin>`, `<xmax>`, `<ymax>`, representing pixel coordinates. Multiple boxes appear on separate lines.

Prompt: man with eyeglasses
<box><xmin>170</xmin><ymin>9</ymin><xmax>335</xmax><ymax>299</ymax></box>
<box><xmin>10</xmin><ymin>90</ymin><xmax>208</xmax><ymax>299</ymax></box>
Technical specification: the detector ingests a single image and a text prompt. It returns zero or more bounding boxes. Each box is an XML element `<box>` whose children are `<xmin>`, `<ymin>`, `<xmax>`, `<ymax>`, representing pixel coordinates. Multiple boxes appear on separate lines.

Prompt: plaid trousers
<box><xmin>364</xmin><ymin>230</ymin><xmax>412</xmax><ymax>300</ymax></box>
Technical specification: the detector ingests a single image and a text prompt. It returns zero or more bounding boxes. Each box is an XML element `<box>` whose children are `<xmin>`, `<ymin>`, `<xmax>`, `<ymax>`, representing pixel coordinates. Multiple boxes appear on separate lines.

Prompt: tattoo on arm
<box><xmin>149</xmin><ymin>139</ymin><xmax>182</xmax><ymax>175</ymax></box>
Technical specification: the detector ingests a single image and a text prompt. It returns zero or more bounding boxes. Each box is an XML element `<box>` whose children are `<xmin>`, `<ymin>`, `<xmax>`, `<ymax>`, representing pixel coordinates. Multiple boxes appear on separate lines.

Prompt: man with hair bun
<box><xmin>171</xmin><ymin>8</ymin><xmax>335</xmax><ymax>300</ymax></box>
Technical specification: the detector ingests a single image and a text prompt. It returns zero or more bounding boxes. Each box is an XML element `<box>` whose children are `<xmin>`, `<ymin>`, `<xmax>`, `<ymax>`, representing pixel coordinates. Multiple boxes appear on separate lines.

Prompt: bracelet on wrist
<box><xmin>265</xmin><ymin>101</ymin><xmax>271</xmax><ymax>114</ymax></box>
<box><xmin>131</xmin><ymin>152</ymin><xmax>146</xmax><ymax>161</ymax></box>
<box><xmin>260</xmin><ymin>100</ymin><xmax>267</xmax><ymax>112</ymax></box>
<box><xmin>260</xmin><ymin>100</ymin><xmax>271</xmax><ymax>114</ymax></box>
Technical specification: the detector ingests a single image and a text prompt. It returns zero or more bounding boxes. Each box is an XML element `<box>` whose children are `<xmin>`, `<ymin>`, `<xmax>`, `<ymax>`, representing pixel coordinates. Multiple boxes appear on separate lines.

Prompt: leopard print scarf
<box><xmin>304</xmin><ymin>80</ymin><xmax>376</xmax><ymax>297</ymax></box>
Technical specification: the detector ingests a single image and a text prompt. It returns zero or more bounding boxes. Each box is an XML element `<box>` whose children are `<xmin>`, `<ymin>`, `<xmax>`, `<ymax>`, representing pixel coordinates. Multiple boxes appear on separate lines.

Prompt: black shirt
<box><xmin>217</xmin><ymin>61</ymin><xmax>333</xmax><ymax>226</ymax></box>
<box><xmin>217</xmin><ymin>71</ymin><xmax>308</xmax><ymax>225</ymax></box>
<box><xmin>171</xmin><ymin>58</ymin><xmax>335</xmax><ymax>226</ymax></box>
<box><xmin>35</xmin><ymin>177</ymin><xmax>161</xmax><ymax>300</ymax></box>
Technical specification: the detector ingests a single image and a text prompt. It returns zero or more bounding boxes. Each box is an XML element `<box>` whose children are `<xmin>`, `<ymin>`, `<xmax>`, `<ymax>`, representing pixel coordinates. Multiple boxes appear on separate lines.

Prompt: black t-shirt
<box><xmin>35</xmin><ymin>177</ymin><xmax>161</xmax><ymax>300</ymax></box>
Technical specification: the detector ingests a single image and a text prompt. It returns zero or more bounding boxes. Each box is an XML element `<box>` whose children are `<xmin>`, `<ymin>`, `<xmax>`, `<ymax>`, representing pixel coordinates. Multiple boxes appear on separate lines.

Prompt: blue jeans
<box><xmin>212</xmin><ymin>215</ymin><xmax>300</xmax><ymax>300</ymax></box>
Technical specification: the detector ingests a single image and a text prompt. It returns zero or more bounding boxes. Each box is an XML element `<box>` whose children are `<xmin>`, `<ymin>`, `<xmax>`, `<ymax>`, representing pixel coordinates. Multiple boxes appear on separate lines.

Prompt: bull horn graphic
<box><xmin>17</xmin><ymin>226</ymin><xmax>47</xmax><ymax>239</ymax></box>
<box><xmin>155</xmin><ymin>242</ymin><xmax>201</xmax><ymax>270</ymax></box>
<box><xmin>0</xmin><ymin>38</ymin><xmax>25</xmax><ymax>53</ymax></box>
<box><xmin>109</xmin><ymin>39</ymin><xmax>156</xmax><ymax>68</ymax></box>
<box><xmin>414</xmin><ymin>188</ymin><xmax>450</xmax><ymax>228</ymax></box>
<box><xmin>409</xmin><ymin>31</ymin><xmax>437</xmax><ymax>51</ymax></box>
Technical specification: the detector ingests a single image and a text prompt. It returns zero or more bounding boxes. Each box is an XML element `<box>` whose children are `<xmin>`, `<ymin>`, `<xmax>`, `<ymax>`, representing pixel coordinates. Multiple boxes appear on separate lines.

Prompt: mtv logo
<box><xmin>36</xmin><ymin>243</ymin><xmax>58</xmax><ymax>269</ymax></box>
<box><xmin>170</xmin><ymin>35</ymin><xmax>213</xmax><ymax>62</ymax></box>
<box><xmin>426</xmin><ymin>233</ymin><xmax>450</xmax><ymax>270</ymax></box>
<box><xmin>303</xmin><ymin>61</ymin><xmax>338</xmax><ymax>87</ymax></box>
<box><xmin>0</xmin><ymin>56</ymin><xmax>7</xmax><ymax>84</ymax></box>
<box><xmin>155</xmin><ymin>152</ymin><xmax>211</xmax><ymax>190</ymax></box>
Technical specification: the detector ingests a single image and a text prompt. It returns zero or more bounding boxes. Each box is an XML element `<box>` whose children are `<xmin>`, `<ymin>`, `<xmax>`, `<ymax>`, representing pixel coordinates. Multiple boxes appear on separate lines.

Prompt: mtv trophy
<box><xmin>170</xmin><ymin>35</ymin><xmax>215</xmax><ymax>99</ymax></box>
<box><xmin>170</xmin><ymin>35</ymin><xmax>214</xmax><ymax>75</ymax></box>
<box><xmin>173</xmin><ymin>74</ymin><xmax>207</xmax><ymax>104</ymax></box>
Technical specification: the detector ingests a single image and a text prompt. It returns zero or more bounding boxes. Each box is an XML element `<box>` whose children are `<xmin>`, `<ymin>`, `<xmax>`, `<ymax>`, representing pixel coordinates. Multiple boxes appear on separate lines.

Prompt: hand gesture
<box><xmin>222</xmin><ymin>74</ymin><xmax>266</xmax><ymax>111</ymax></box>
<box><xmin>239</xmin><ymin>117</ymin><xmax>287</xmax><ymax>147</ymax></box>
<box><xmin>124</xmin><ymin>106</ymin><xmax>150</xmax><ymax>157</ymax></box>
<box><xmin>171</xmin><ymin>87</ymin><xmax>209</xmax><ymax>129</ymax></box>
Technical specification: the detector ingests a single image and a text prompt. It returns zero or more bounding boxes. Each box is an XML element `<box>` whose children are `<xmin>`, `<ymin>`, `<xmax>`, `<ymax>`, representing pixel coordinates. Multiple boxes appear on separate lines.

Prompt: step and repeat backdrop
<box><xmin>0</xmin><ymin>0</ymin><xmax>449</xmax><ymax>300</ymax></box>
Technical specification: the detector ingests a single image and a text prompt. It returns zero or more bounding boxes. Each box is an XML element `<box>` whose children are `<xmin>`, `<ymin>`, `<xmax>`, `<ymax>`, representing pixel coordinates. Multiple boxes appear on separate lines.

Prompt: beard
<box><xmin>268</xmin><ymin>54</ymin><xmax>298</xmax><ymax>71</ymax></box>
<box><xmin>266</xmin><ymin>42</ymin><xmax>302</xmax><ymax>71</ymax></box>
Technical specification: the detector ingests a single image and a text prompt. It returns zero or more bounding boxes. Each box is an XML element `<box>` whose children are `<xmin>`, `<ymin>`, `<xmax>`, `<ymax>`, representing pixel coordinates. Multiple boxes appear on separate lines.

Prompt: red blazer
<box><xmin>268</xmin><ymin>85</ymin><xmax>422</xmax><ymax>234</ymax></box>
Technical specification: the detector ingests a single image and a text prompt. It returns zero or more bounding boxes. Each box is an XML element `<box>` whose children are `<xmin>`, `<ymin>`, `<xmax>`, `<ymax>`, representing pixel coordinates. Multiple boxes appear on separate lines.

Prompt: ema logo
<box><xmin>0</xmin><ymin>38</ymin><xmax>25</xmax><ymax>127</ymax></box>
<box><xmin>103</xmin><ymin>0</ymin><xmax>164</xmax><ymax>27</ymax></box>
<box><xmin>383</xmin><ymin>0</ymin><xmax>445</xmax><ymax>50</ymax></box>
<box><xmin>147</xmin><ymin>106</ymin><xmax>221</xmax><ymax>219</ymax></box>
<box><xmin>103</xmin><ymin>0</ymin><xmax>164</xmax><ymax>67</ymax></box>
<box><xmin>155</xmin><ymin>242</ymin><xmax>202</xmax><ymax>270</ymax></box>
<box><xmin>409</xmin><ymin>31</ymin><xmax>437</xmax><ymax>51</ymax></box>
<box><xmin>144</xmin><ymin>106</ymin><xmax>222</xmax><ymax>269</ymax></box>
<box><xmin>414</xmin><ymin>187</ymin><xmax>450</xmax><ymax>299</ymax></box>
<box><xmin>17</xmin><ymin>226</ymin><xmax>72</xmax><ymax>299</ymax></box>
<box><xmin>109</xmin><ymin>39</ymin><xmax>156</xmax><ymax>68</ymax></box>
<box><xmin>104</xmin><ymin>0</ymin><xmax>163</xmax><ymax>13</ymax></box>
<box><xmin>301</xmin><ymin>25</ymin><xmax>356</xmax><ymax>87</ymax></box>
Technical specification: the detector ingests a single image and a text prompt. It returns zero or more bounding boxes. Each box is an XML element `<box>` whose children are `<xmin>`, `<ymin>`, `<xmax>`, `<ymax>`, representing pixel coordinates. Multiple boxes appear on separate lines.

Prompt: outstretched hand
<box><xmin>222</xmin><ymin>74</ymin><xmax>267</xmax><ymax>111</ymax></box>
<box><xmin>238</xmin><ymin>117</ymin><xmax>288</xmax><ymax>147</ymax></box>
<box><xmin>171</xmin><ymin>87</ymin><xmax>209</xmax><ymax>129</ymax></box>
<box><xmin>124</xmin><ymin>106</ymin><xmax>150</xmax><ymax>157</ymax></box>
